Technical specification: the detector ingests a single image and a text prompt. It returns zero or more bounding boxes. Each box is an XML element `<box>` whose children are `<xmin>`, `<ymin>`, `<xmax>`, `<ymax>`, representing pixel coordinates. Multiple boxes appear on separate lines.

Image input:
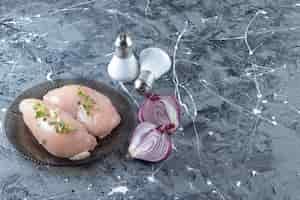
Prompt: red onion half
<box><xmin>138</xmin><ymin>94</ymin><xmax>180</xmax><ymax>133</ymax></box>
<box><xmin>128</xmin><ymin>122</ymin><xmax>172</xmax><ymax>162</ymax></box>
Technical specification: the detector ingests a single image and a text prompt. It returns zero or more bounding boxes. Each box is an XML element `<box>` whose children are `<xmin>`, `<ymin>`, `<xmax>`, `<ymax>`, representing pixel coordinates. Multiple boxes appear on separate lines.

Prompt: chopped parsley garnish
<box><xmin>77</xmin><ymin>88</ymin><xmax>96</xmax><ymax>115</ymax></box>
<box><xmin>49</xmin><ymin>120</ymin><xmax>77</xmax><ymax>134</ymax></box>
<box><xmin>33</xmin><ymin>103</ymin><xmax>49</xmax><ymax>119</ymax></box>
<box><xmin>33</xmin><ymin>102</ymin><xmax>75</xmax><ymax>134</ymax></box>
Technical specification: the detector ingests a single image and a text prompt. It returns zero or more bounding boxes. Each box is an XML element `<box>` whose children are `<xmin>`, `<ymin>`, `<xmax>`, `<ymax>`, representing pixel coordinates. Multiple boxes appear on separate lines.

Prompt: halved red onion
<box><xmin>128</xmin><ymin>122</ymin><xmax>172</xmax><ymax>162</ymax></box>
<box><xmin>138</xmin><ymin>94</ymin><xmax>180</xmax><ymax>133</ymax></box>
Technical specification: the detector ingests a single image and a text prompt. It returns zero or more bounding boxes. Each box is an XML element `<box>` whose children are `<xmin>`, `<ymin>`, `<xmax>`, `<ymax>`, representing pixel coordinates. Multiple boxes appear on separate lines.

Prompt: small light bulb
<box><xmin>134</xmin><ymin>47</ymin><xmax>171</xmax><ymax>94</ymax></box>
<box><xmin>107</xmin><ymin>33</ymin><xmax>139</xmax><ymax>82</ymax></box>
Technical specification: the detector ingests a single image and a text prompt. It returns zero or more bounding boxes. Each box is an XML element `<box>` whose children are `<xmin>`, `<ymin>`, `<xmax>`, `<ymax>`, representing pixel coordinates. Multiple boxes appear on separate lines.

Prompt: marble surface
<box><xmin>1</xmin><ymin>0</ymin><xmax>300</xmax><ymax>199</ymax></box>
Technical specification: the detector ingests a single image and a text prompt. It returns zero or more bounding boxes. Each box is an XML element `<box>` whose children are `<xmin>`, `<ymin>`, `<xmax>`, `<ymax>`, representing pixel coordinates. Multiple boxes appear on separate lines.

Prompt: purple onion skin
<box><xmin>138</xmin><ymin>94</ymin><xmax>180</xmax><ymax>133</ymax></box>
<box><xmin>128</xmin><ymin>122</ymin><xmax>172</xmax><ymax>162</ymax></box>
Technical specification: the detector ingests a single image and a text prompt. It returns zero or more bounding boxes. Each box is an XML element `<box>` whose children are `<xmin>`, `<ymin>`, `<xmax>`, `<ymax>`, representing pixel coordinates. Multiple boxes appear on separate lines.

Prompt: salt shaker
<box><xmin>107</xmin><ymin>33</ymin><xmax>139</xmax><ymax>82</ymax></box>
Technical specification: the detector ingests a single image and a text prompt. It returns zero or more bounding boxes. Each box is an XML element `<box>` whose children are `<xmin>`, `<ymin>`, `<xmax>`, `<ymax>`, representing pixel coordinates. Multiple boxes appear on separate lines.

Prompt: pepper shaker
<box><xmin>134</xmin><ymin>47</ymin><xmax>171</xmax><ymax>94</ymax></box>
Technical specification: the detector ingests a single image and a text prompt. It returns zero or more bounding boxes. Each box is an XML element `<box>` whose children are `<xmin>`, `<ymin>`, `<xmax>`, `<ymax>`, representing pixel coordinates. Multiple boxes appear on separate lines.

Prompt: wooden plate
<box><xmin>3</xmin><ymin>79</ymin><xmax>137</xmax><ymax>166</ymax></box>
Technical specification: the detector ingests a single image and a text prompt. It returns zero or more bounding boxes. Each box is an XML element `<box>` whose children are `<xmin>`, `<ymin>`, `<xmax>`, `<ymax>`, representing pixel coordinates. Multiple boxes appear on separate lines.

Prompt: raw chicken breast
<box><xmin>43</xmin><ymin>85</ymin><xmax>121</xmax><ymax>138</ymax></box>
<box><xmin>19</xmin><ymin>99</ymin><xmax>97</xmax><ymax>160</ymax></box>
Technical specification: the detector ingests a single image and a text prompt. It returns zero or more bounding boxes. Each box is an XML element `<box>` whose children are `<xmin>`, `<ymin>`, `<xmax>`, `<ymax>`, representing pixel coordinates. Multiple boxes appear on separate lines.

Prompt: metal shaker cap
<box><xmin>114</xmin><ymin>32</ymin><xmax>133</xmax><ymax>58</ymax></box>
<box><xmin>134</xmin><ymin>70</ymin><xmax>155</xmax><ymax>94</ymax></box>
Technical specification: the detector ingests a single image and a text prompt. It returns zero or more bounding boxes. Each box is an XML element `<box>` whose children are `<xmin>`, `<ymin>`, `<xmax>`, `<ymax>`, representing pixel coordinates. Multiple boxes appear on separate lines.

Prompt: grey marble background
<box><xmin>1</xmin><ymin>0</ymin><xmax>300</xmax><ymax>199</ymax></box>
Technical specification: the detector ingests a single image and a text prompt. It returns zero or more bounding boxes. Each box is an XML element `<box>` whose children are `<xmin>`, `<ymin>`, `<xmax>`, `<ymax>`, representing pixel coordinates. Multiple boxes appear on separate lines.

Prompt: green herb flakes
<box><xmin>33</xmin><ymin>103</ymin><xmax>49</xmax><ymax>119</ymax></box>
<box><xmin>33</xmin><ymin>102</ymin><xmax>75</xmax><ymax>134</ymax></box>
<box><xmin>77</xmin><ymin>88</ymin><xmax>96</xmax><ymax>115</ymax></box>
<box><xmin>49</xmin><ymin>120</ymin><xmax>76</xmax><ymax>134</ymax></box>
